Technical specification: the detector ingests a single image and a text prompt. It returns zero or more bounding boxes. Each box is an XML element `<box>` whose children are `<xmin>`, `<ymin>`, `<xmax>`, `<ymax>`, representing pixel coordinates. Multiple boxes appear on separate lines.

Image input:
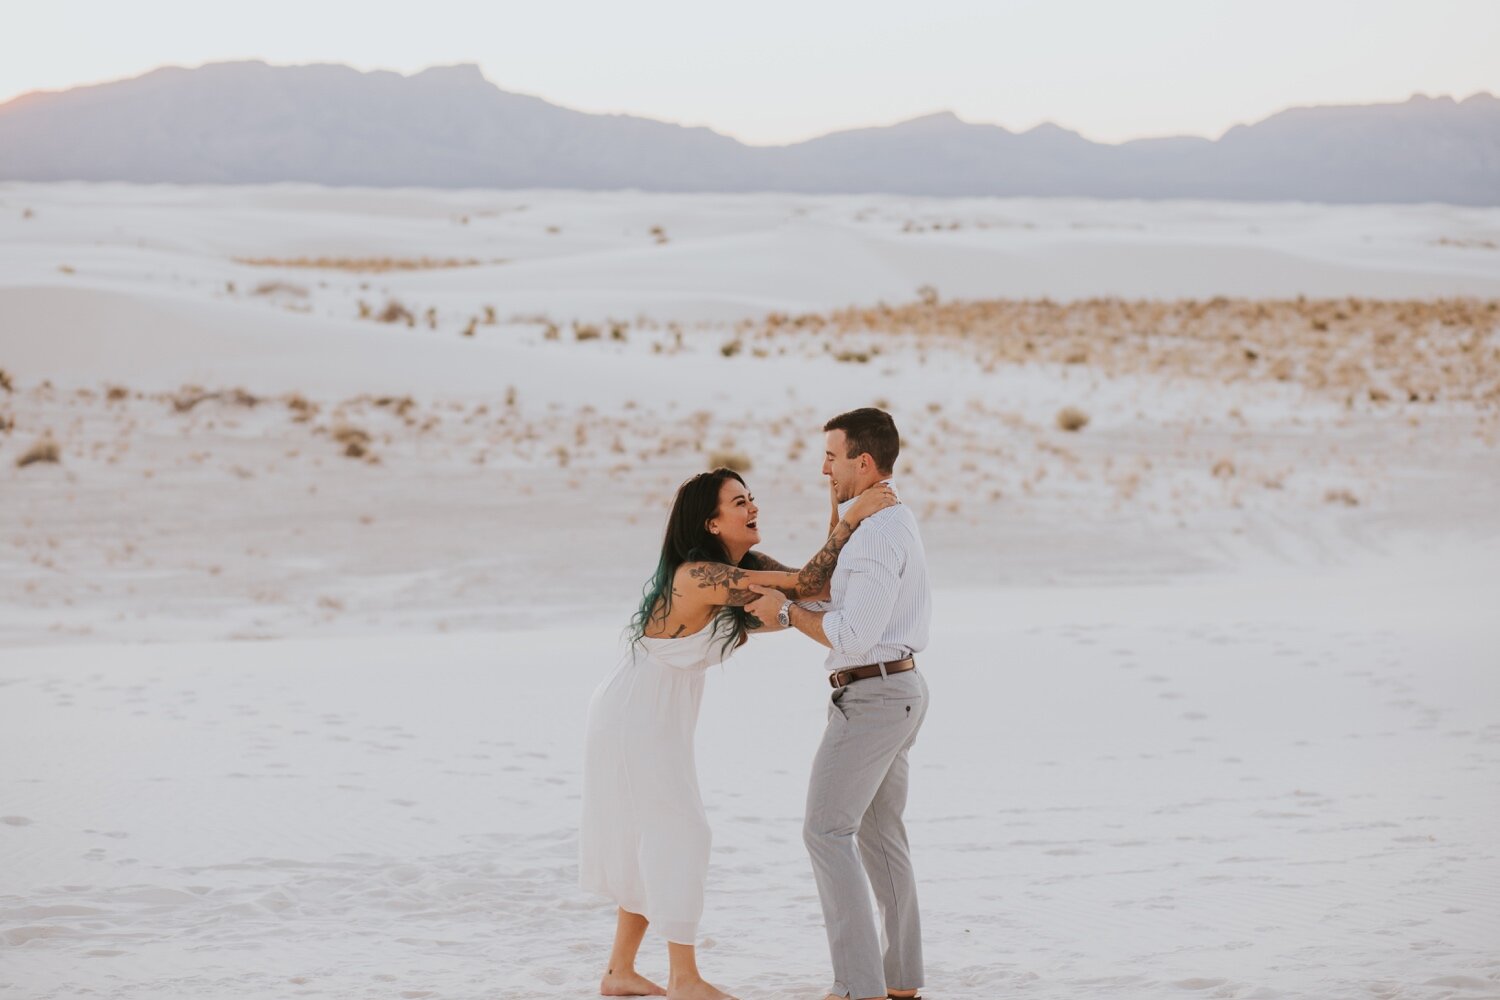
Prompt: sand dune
<box><xmin>2</xmin><ymin>185</ymin><xmax>1497</xmax><ymax>999</ymax></box>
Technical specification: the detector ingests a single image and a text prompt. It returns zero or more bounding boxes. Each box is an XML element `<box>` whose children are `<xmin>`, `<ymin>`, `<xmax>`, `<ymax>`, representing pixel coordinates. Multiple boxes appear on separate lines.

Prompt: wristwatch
<box><xmin>777</xmin><ymin>601</ymin><xmax>792</xmax><ymax>629</ymax></box>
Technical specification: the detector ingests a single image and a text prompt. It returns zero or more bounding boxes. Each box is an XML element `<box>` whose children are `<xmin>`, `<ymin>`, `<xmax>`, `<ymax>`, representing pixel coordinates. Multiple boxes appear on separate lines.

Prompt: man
<box><xmin>747</xmin><ymin>407</ymin><xmax>932</xmax><ymax>1000</ymax></box>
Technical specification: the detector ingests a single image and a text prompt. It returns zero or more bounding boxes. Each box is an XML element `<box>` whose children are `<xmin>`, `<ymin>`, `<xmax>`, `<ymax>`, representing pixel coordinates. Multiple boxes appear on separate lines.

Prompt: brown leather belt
<box><xmin>829</xmin><ymin>657</ymin><xmax>915</xmax><ymax>689</ymax></box>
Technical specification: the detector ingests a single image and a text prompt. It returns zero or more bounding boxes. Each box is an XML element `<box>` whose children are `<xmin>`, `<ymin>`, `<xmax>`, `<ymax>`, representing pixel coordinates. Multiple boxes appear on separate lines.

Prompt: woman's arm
<box><xmin>675</xmin><ymin>483</ymin><xmax>896</xmax><ymax>609</ymax></box>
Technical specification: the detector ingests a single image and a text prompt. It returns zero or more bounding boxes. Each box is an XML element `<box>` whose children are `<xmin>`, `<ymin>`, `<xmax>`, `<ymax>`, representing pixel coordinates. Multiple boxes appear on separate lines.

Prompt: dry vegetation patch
<box><xmin>171</xmin><ymin>387</ymin><xmax>260</xmax><ymax>413</ymax></box>
<box><xmin>737</xmin><ymin>297</ymin><xmax>1500</xmax><ymax>406</ymax></box>
<box><xmin>235</xmin><ymin>256</ymin><xmax>502</xmax><ymax>272</ymax></box>
<box><xmin>250</xmin><ymin>281</ymin><xmax>309</xmax><ymax>298</ymax></box>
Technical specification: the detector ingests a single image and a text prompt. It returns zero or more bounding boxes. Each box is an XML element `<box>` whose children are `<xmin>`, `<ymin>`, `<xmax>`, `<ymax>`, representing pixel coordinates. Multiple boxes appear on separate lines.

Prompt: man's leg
<box><xmin>856</xmin><ymin>743</ymin><xmax>923</xmax><ymax>994</ymax></box>
<box><xmin>804</xmin><ymin>678</ymin><xmax>924</xmax><ymax>999</ymax></box>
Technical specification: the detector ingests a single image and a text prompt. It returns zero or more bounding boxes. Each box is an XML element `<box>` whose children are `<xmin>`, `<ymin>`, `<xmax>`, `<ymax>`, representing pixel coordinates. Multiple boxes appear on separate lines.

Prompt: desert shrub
<box><xmin>708</xmin><ymin>450</ymin><xmax>752</xmax><ymax>472</ymax></box>
<box><xmin>286</xmin><ymin>393</ymin><xmax>316</xmax><ymax>422</ymax></box>
<box><xmin>16</xmin><ymin>435</ymin><xmax>60</xmax><ymax>467</ymax></box>
<box><xmin>331</xmin><ymin>424</ymin><xmax>371</xmax><ymax>459</ymax></box>
<box><xmin>252</xmin><ymin>281</ymin><xmax>308</xmax><ymax>297</ymax></box>
<box><xmin>373</xmin><ymin>395</ymin><xmax>415</xmax><ymax>417</ymax></box>
<box><xmin>377</xmin><ymin>300</ymin><xmax>416</xmax><ymax>326</ymax></box>
<box><xmin>1056</xmin><ymin>406</ymin><xmax>1090</xmax><ymax>432</ymax></box>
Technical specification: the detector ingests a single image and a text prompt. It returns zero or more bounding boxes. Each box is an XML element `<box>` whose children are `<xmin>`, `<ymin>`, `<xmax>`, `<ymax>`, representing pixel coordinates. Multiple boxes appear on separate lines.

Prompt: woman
<box><xmin>580</xmin><ymin>467</ymin><xmax>896</xmax><ymax>1000</ymax></box>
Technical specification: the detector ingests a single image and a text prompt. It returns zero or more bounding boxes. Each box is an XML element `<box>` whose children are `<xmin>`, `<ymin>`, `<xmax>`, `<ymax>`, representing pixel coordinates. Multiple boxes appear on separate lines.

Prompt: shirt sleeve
<box><xmin>819</xmin><ymin>530</ymin><xmax>904</xmax><ymax>659</ymax></box>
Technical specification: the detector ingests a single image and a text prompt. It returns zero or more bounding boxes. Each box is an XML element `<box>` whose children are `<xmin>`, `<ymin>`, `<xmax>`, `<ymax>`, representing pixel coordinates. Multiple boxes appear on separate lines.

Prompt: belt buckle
<box><xmin>828</xmin><ymin>670</ymin><xmax>846</xmax><ymax>690</ymax></box>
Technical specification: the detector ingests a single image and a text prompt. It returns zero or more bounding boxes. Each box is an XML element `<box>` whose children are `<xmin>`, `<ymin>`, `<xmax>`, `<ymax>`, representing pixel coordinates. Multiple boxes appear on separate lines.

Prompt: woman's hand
<box><xmin>843</xmin><ymin>482</ymin><xmax>898</xmax><ymax>527</ymax></box>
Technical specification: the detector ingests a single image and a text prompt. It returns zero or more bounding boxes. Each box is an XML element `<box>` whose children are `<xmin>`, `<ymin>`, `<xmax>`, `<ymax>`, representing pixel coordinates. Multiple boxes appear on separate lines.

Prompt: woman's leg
<box><xmin>666</xmin><ymin>941</ymin><xmax>735</xmax><ymax>1000</ymax></box>
<box><xmin>601</xmin><ymin>909</ymin><xmax>665</xmax><ymax>996</ymax></box>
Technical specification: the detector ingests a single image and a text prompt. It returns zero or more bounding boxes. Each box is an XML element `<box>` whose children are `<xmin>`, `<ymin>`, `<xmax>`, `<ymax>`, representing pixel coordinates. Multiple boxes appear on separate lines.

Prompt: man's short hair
<box><xmin>824</xmin><ymin>407</ymin><xmax>899</xmax><ymax>474</ymax></box>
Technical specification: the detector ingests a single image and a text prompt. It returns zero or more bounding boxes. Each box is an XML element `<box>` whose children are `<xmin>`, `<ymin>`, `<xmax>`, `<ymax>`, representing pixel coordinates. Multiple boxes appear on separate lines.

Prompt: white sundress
<box><xmin>578</xmin><ymin>617</ymin><xmax>739</xmax><ymax>945</ymax></box>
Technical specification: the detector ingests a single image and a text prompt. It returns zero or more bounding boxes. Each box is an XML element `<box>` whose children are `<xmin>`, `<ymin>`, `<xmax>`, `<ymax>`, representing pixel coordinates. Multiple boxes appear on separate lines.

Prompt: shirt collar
<box><xmin>837</xmin><ymin>478</ymin><xmax>898</xmax><ymax>517</ymax></box>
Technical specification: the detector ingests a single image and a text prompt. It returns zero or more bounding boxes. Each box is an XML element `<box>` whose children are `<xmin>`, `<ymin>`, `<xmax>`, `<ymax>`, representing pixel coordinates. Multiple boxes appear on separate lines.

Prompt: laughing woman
<box><xmin>579</xmin><ymin>467</ymin><xmax>895</xmax><ymax>1000</ymax></box>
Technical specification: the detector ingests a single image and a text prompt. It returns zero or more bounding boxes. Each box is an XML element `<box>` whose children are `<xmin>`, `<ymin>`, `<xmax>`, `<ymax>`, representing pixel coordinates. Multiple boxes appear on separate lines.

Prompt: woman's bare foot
<box><xmin>666</xmin><ymin>977</ymin><xmax>737</xmax><ymax>1000</ymax></box>
<box><xmin>601</xmin><ymin>969</ymin><xmax>666</xmax><ymax>996</ymax></box>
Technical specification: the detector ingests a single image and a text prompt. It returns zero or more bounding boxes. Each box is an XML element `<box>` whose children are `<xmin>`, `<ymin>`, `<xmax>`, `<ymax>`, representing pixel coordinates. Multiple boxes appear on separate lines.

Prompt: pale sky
<box><xmin>6</xmin><ymin>0</ymin><xmax>1498</xmax><ymax>145</ymax></box>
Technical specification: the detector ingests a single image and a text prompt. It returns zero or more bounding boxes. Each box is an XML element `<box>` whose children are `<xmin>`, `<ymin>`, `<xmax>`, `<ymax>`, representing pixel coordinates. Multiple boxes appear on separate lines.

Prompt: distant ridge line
<box><xmin>1</xmin><ymin>61</ymin><xmax>1496</xmax><ymax>205</ymax></box>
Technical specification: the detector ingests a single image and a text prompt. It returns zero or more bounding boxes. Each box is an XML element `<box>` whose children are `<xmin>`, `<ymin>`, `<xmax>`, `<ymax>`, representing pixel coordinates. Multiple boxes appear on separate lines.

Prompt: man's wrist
<box><xmin>777</xmin><ymin>600</ymin><xmax>792</xmax><ymax>629</ymax></box>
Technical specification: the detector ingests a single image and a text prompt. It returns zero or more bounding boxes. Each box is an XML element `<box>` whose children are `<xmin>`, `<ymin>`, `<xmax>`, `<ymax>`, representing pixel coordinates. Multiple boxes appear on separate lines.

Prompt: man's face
<box><xmin>823</xmin><ymin>429</ymin><xmax>866</xmax><ymax>503</ymax></box>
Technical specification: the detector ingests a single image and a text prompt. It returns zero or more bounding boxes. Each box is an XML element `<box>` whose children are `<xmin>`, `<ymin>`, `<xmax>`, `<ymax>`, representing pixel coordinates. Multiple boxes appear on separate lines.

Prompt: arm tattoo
<box><xmin>687</xmin><ymin>563</ymin><xmax>763</xmax><ymax>607</ymax></box>
<box><xmin>688</xmin><ymin>563</ymin><xmax>747</xmax><ymax>590</ymax></box>
<box><xmin>791</xmin><ymin>518</ymin><xmax>856</xmax><ymax>599</ymax></box>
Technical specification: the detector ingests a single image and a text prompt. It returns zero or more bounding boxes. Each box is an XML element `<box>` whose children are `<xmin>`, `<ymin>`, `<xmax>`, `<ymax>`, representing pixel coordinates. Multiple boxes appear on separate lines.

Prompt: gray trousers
<box><xmin>804</xmin><ymin>667</ymin><xmax>928</xmax><ymax>999</ymax></box>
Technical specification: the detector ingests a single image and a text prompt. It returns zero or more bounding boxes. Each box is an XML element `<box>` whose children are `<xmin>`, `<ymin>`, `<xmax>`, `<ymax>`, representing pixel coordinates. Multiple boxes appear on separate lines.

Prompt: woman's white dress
<box><xmin>579</xmin><ymin>618</ymin><xmax>738</xmax><ymax>945</ymax></box>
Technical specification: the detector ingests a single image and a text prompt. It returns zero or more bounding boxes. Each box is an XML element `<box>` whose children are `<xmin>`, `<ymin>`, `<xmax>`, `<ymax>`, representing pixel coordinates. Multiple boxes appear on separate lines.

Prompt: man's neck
<box><xmin>837</xmin><ymin>476</ymin><xmax>897</xmax><ymax>515</ymax></box>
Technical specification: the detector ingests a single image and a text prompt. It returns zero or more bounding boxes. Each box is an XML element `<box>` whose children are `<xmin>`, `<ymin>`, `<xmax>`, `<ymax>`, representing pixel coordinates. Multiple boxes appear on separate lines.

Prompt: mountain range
<box><xmin>1</xmin><ymin>61</ymin><xmax>1496</xmax><ymax>204</ymax></box>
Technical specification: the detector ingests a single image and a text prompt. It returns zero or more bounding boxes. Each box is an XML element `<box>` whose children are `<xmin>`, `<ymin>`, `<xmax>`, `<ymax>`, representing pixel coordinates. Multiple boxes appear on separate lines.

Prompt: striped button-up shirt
<box><xmin>802</xmin><ymin>480</ymin><xmax>932</xmax><ymax>671</ymax></box>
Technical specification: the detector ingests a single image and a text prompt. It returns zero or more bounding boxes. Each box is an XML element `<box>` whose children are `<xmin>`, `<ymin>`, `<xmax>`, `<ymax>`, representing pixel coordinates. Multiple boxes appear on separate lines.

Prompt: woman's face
<box><xmin>707</xmin><ymin>477</ymin><xmax>760</xmax><ymax>552</ymax></box>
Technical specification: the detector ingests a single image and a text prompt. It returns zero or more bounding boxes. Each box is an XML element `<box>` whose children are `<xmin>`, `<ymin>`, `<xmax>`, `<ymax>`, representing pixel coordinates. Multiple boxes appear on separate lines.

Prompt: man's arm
<box><xmin>786</xmin><ymin>601</ymin><xmax>832</xmax><ymax>647</ymax></box>
<box><xmin>811</xmin><ymin>534</ymin><xmax>904</xmax><ymax>659</ymax></box>
<box><xmin>747</xmin><ymin>528</ymin><xmax>904</xmax><ymax>656</ymax></box>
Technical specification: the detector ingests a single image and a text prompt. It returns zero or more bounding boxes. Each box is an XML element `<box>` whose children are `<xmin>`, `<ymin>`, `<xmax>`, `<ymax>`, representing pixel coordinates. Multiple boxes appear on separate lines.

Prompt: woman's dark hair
<box><xmin>824</xmin><ymin>407</ymin><xmax>900</xmax><ymax>474</ymax></box>
<box><xmin>629</xmin><ymin>467</ymin><xmax>753</xmax><ymax>656</ymax></box>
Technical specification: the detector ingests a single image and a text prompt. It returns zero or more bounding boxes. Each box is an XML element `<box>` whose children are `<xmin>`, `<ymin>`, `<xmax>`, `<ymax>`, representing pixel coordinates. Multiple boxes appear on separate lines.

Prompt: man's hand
<box><xmin>745</xmin><ymin>584</ymin><xmax>785</xmax><ymax>630</ymax></box>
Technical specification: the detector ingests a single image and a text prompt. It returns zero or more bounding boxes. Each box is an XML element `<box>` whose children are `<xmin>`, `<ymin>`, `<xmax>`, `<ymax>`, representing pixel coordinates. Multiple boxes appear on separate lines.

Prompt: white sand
<box><xmin>1</xmin><ymin>185</ymin><xmax>1498</xmax><ymax>999</ymax></box>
